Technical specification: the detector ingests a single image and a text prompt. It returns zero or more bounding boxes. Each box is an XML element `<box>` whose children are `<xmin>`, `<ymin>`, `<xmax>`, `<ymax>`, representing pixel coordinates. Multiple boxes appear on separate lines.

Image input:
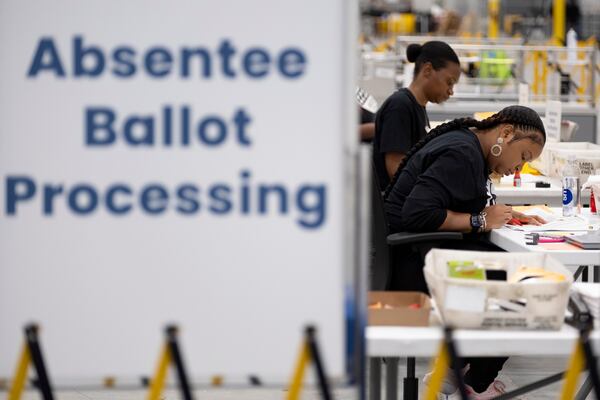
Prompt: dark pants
<box><xmin>389</xmin><ymin>234</ymin><xmax>507</xmax><ymax>392</ymax></box>
<box><xmin>389</xmin><ymin>234</ymin><xmax>502</xmax><ymax>293</ymax></box>
<box><xmin>459</xmin><ymin>356</ymin><xmax>509</xmax><ymax>393</ymax></box>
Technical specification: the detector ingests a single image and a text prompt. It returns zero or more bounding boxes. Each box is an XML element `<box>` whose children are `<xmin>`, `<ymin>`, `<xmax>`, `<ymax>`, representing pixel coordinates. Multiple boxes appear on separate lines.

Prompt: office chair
<box><xmin>370</xmin><ymin>163</ymin><xmax>462</xmax><ymax>400</ymax></box>
<box><xmin>370</xmin><ymin>163</ymin><xmax>463</xmax><ymax>290</ymax></box>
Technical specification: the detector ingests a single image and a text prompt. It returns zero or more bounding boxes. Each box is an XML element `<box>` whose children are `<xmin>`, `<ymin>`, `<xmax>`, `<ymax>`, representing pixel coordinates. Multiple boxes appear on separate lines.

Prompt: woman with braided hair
<box><xmin>384</xmin><ymin>105</ymin><xmax>547</xmax><ymax>398</ymax></box>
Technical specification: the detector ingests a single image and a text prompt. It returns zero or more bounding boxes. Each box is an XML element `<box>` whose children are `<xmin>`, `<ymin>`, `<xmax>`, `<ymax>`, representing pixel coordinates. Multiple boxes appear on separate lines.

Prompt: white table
<box><xmin>367</xmin><ymin>319</ymin><xmax>600</xmax><ymax>400</ymax></box>
<box><xmin>489</xmin><ymin>209</ymin><xmax>600</xmax><ymax>282</ymax></box>
<box><xmin>368</xmin><ymin>324</ymin><xmax>600</xmax><ymax>358</ymax></box>
<box><xmin>369</xmin><ymin>208</ymin><xmax>600</xmax><ymax>399</ymax></box>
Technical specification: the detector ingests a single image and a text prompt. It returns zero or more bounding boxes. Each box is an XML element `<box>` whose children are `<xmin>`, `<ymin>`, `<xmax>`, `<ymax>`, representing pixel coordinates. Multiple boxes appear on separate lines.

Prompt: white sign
<box><xmin>374</xmin><ymin>67</ymin><xmax>395</xmax><ymax>79</ymax></box>
<box><xmin>444</xmin><ymin>285</ymin><xmax>486</xmax><ymax>313</ymax></box>
<box><xmin>518</xmin><ymin>83</ymin><xmax>529</xmax><ymax>105</ymax></box>
<box><xmin>0</xmin><ymin>0</ymin><xmax>357</xmax><ymax>384</ymax></box>
<box><xmin>402</xmin><ymin>63</ymin><xmax>415</xmax><ymax>88</ymax></box>
<box><xmin>545</xmin><ymin>100</ymin><xmax>562</xmax><ymax>142</ymax></box>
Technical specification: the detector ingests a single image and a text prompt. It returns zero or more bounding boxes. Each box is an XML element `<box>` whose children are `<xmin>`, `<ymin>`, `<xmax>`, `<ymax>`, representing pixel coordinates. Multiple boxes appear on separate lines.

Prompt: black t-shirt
<box><xmin>361</xmin><ymin>107</ymin><xmax>375</xmax><ymax>124</ymax></box>
<box><xmin>373</xmin><ymin>88</ymin><xmax>429</xmax><ymax>189</ymax></box>
<box><xmin>384</xmin><ymin>128</ymin><xmax>489</xmax><ymax>233</ymax></box>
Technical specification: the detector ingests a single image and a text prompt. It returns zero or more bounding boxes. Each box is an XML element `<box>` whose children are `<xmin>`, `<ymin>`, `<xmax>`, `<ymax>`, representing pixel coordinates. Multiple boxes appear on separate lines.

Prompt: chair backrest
<box><xmin>370</xmin><ymin>162</ymin><xmax>391</xmax><ymax>290</ymax></box>
<box><xmin>369</xmin><ymin>157</ymin><xmax>465</xmax><ymax>293</ymax></box>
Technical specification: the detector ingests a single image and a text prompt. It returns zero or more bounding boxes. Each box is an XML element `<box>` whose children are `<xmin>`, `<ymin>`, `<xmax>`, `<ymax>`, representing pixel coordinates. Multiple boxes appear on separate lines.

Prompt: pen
<box><xmin>508</xmin><ymin>217</ymin><xmax>530</xmax><ymax>226</ymax></box>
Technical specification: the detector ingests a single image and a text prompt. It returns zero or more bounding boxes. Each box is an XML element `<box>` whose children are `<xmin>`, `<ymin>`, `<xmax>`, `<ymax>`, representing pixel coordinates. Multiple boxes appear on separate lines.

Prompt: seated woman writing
<box><xmin>383</xmin><ymin>105</ymin><xmax>547</xmax><ymax>398</ymax></box>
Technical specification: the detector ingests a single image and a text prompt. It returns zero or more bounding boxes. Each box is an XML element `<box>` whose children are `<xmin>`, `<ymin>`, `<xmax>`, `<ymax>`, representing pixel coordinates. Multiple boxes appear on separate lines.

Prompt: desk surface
<box><xmin>490</xmin><ymin>228</ymin><xmax>600</xmax><ymax>267</ymax></box>
<box><xmin>489</xmin><ymin>208</ymin><xmax>600</xmax><ymax>267</ymax></box>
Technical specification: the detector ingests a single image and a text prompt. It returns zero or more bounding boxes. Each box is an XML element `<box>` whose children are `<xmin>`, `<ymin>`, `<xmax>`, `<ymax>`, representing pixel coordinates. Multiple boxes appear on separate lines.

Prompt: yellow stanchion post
<box><xmin>147</xmin><ymin>344</ymin><xmax>171</xmax><ymax>400</ymax></box>
<box><xmin>146</xmin><ymin>325</ymin><xmax>194</xmax><ymax>400</ymax></box>
<box><xmin>8</xmin><ymin>324</ymin><xmax>54</xmax><ymax>400</ymax></box>
<box><xmin>286</xmin><ymin>341</ymin><xmax>311</xmax><ymax>400</ymax></box>
<box><xmin>553</xmin><ymin>0</ymin><xmax>566</xmax><ymax>45</ymax></box>
<box><xmin>424</xmin><ymin>328</ymin><xmax>469</xmax><ymax>400</ymax></box>
<box><xmin>423</xmin><ymin>342</ymin><xmax>450</xmax><ymax>400</ymax></box>
<box><xmin>286</xmin><ymin>326</ymin><xmax>332</xmax><ymax>400</ymax></box>
<box><xmin>560</xmin><ymin>339</ymin><xmax>585</xmax><ymax>399</ymax></box>
<box><xmin>541</xmin><ymin>52</ymin><xmax>548</xmax><ymax>96</ymax></box>
<box><xmin>561</xmin><ymin>292</ymin><xmax>600</xmax><ymax>399</ymax></box>
<box><xmin>488</xmin><ymin>0</ymin><xmax>499</xmax><ymax>39</ymax></box>
<box><xmin>8</xmin><ymin>343</ymin><xmax>31</xmax><ymax>400</ymax></box>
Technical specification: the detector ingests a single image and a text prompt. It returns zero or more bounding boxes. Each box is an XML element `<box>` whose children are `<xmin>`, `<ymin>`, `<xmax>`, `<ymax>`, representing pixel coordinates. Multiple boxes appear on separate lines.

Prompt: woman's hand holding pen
<box><xmin>511</xmin><ymin>210</ymin><xmax>547</xmax><ymax>226</ymax></box>
<box><xmin>483</xmin><ymin>205</ymin><xmax>513</xmax><ymax>230</ymax></box>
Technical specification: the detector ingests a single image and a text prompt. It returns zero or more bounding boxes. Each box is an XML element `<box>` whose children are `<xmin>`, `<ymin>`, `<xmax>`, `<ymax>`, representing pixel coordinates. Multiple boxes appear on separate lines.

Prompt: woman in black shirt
<box><xmin>373</xmin><ymin>41</ymin><xmax>460</xmax><ymax>190</ymax></box>
<box><xmin>385</xmin><ymin>105</ymin><xmax>545</xmax><ymax>236</ymax></box>
<box><xmin>384</xmin><ymin>105</ymin><xmax>547</xmax><ymax>398</ymax></box>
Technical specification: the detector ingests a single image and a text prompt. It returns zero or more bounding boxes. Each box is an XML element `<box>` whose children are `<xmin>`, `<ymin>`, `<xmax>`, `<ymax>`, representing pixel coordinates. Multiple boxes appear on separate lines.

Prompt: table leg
<box><xmin>404</xmin><ymin>357</ymin><xmax>418</xmax><ymax>400</ymax></box>
<box><xmin>574</xmin><ymin>266</ymin><xmax>586</xmax><ymax>281</ymax></box>
<box><xmin>385</xmin><ymin>357</ymin><xmax>399</xmax><ymax>400</ymax></box>
<box><xmin>593</xmin><ymin>265</ymin><xmax>599</xmax><ymax>283</ymax></box>
<box><xmin>582</xmin><ymin>266</ymin><xmax>589</xmax><ymax>282</ymax></box>
<box><xmin>369</xmin><ymin>357</ymin><xmax>382</xmax><ymax>400</ymax></box>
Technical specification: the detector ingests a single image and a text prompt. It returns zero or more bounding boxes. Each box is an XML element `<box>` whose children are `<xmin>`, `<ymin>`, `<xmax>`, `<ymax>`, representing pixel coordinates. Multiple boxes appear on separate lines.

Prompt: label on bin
<box><xmin>445</xmin><ymin>285</ymin><xmax>486</xmax><ymax>313</ymax></box>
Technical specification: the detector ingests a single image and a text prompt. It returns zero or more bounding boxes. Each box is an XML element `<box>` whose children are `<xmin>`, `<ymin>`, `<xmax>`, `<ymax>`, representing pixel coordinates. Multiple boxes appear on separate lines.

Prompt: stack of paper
<box><xmin>566</xmin><ymin>232</ymin><xmax>600</xmax><ymax>249</ymax></box>
<box><xmin>509</xmin><ymin>215</ymin><xmax>597</xmax><ymax>232</ymax></box>
<box><xmin>508</xmin><ymin>206</ymin><xmax>599</xmax><ymax>232</ymax></box>
<box><xmin>572</xmin><ymin>283</ymin><xmax>600</xmax><ymax>321</ymax></box>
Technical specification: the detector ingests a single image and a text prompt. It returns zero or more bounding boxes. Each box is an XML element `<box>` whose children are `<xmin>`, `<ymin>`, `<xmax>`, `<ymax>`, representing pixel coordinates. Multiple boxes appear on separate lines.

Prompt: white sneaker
<box><xmin>422</xmin><ymin>372</ymin><xmax>458</xmax><ymax>395</ymax></box>
<box><xmin>466</xmin><ymin>376</ymin><xmax>525</xmax><ymax>400</ymax></box>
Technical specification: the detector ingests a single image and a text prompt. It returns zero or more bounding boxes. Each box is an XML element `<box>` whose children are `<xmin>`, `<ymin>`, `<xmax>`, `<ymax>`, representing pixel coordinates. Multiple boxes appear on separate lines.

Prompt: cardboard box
<box><xmin>368</xmin><ymin>291</ymin><xmax>431</xmax><ymax>327</ymax></box>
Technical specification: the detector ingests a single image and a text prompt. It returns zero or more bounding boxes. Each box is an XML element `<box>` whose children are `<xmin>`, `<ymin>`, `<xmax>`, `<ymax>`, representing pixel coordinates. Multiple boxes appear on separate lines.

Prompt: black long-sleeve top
<box><xmin>384</xmin><ymin>128</ymin><xmax>490</xmax><ymax>233</ymax></box>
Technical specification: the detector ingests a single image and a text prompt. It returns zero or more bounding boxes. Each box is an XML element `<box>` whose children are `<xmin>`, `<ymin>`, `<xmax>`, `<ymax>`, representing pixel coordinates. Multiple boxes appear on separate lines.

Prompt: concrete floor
<box><xmin>4</xmin><ymin>355</ymin><xmax>597</xmax><ymax>399</ymax></box>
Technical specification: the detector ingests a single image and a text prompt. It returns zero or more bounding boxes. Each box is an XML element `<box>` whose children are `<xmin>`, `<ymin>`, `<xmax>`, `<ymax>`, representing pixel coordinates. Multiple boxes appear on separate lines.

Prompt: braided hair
<box><xmin>383</xmin><ymin>105</ymin><xmax>546</xmax><ymax>199</ymax></box>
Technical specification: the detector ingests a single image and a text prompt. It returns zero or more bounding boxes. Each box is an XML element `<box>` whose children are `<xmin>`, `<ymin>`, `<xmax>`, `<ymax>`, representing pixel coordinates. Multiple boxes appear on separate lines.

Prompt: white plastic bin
<box><xmin>530</xmin><ymin>142</ymin><xmax>600</xmax><ymax>183</ymax></box>
<box><xmin>550</xmin><ymin>149</ymin><xmax>600</xmax><ymax>183</ymax></box>
<box><xmin>424</xmin><ymin>249</ymin><xmax>573</xmax><ymax>330</ymax></box>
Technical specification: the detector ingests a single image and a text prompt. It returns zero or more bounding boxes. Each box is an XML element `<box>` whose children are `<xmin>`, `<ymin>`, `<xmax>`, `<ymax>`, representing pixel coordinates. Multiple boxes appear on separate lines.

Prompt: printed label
<box><xmin>563</xmin><ymin>188</ymin><xmax>573</xmax><ymax>205</ymax></box>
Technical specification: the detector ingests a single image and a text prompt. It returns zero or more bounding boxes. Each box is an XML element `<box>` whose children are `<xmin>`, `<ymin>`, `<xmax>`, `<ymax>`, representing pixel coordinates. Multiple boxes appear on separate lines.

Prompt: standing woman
<box><xmin>384</xmin><ymin>105</ymin><xmax>546</xmax><ymax>398</ymax></box>
<box><xmin>373</xmin><ymin>41</ymin><xmax>461</xmax><ymax>190</ymax></box>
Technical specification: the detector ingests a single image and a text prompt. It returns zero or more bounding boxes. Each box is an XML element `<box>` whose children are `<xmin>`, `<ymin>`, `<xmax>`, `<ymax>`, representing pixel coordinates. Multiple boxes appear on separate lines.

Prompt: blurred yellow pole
<box><xmin>532</xmin><ymin>51</ymin><xmax>539</xmax><ymax>95</ymax></box>
<box><xmin>286</xmin><ymin>341</ymin><xmax>310</xmax><ymax>400</ymax></box>
<box><xmin>488</xmin><ymin>0</ymin><xmax>499</xmax><ymax>38</ymax></box>
<box><xmin>147</xmin><ymin>344</ymin><xmax>171</xmax><ymax>400</ymax></box>
<box><xmin>541</xmin><ymin>52</ymin><xmax>548</xmax><ymax>95</ymax></box>
<box><xmin>8</xmin><ymin>343</ymin><xmax>30</xmax><ymax>400</ymax></box>
<box><xmin>553</xmin><ymin>0</ymin><xmax>565</xmax><ymax>44</ymax></box>
<box><xmin>423</xmin><ymin>342</ymin><xmax>450</xmax><ymax>400</ymax></box>
<box><xmin>560</xmin><ymin>340</ymin><xmax>585</xmax><ymax>399</ymax></box>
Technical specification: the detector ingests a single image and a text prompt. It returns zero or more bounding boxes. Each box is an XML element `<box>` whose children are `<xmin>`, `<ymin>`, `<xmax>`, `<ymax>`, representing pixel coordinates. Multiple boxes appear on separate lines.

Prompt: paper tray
<box><xmin>424</xmin><ymin>249</ymin><xmax>573</xmax><ymax>330</ymax></box>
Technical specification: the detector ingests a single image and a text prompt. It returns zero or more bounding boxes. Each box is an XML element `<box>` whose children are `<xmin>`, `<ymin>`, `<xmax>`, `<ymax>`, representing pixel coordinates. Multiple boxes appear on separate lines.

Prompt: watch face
<box><xmin>471</xmin><ymin>214</ymin><xmax>481</xmax><ymax>228</ymax></box>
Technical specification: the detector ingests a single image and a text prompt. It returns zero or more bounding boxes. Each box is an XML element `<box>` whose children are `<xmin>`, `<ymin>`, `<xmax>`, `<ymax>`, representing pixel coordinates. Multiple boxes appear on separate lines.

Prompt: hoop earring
<box><xmin>491</xmin><ymin>137</ymin><xmax>504</xmax><ymax>157</ymax></box>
